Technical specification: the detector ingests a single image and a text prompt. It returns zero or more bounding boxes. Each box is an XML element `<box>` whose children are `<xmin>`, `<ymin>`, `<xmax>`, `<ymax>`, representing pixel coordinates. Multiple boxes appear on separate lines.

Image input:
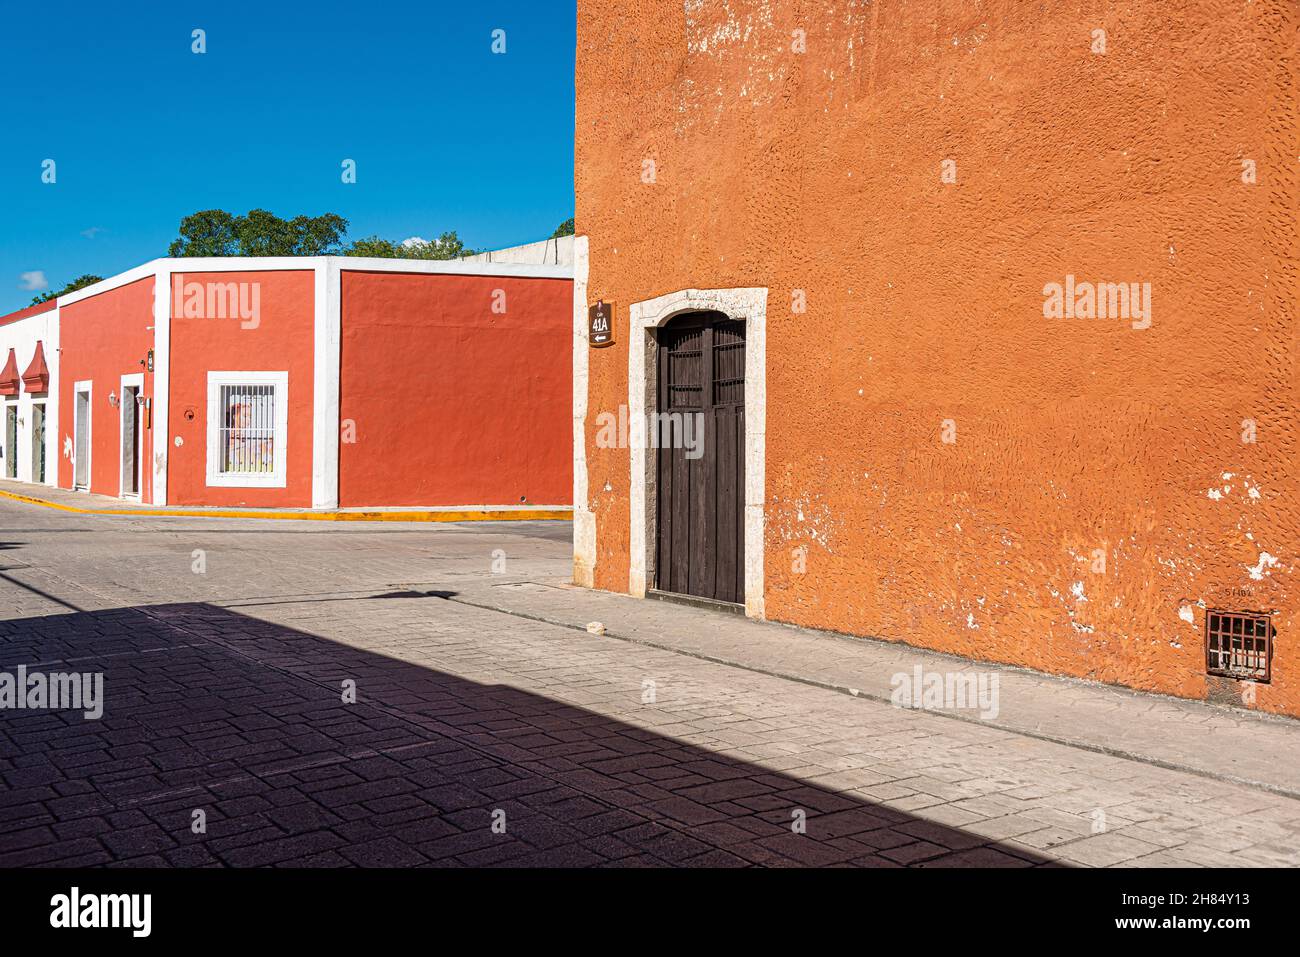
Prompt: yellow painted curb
<box><xmin>0</xmin><ymin>488</ymin><xmax>571</xmax><ymax>523</ymax></box>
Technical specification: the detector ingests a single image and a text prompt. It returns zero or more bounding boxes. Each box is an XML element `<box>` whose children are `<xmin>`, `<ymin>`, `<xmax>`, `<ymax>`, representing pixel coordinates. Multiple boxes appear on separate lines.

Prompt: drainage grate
<box><xmin>1205</xmin><ymin>609</ymin><xmax>1273</xmax><ymax>682</ymax></box>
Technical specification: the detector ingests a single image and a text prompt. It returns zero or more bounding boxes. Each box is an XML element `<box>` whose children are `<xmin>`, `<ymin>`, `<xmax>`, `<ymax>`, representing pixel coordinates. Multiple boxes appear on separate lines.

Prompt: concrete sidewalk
<box><xmin>449</xmin><ymin>577</ymin><xmax>1300</xmax><ymax>800</ymax></box>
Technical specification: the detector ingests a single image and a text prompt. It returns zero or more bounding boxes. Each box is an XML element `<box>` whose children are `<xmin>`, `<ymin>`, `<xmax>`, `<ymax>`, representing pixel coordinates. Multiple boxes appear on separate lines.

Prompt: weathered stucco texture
<box><xmin>575</xmin><ymin>2</ymin><xmax>1299</xmax><ymax>715</ymax></box>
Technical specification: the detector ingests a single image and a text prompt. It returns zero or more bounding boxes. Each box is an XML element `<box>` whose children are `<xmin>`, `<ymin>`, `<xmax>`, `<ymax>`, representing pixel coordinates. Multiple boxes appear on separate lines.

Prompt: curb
<box><xmin>0</xmin><ymin>488</ymin><xmax>571</xmax><ymax>523</ymax></box>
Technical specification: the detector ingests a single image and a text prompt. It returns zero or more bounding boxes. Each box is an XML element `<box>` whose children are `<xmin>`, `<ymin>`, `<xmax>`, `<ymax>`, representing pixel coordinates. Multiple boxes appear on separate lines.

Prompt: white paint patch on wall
<box><xmin>1246</xmin><ymin>551</ymin><xmax>1279</xmax><ymax>581</ymax></box>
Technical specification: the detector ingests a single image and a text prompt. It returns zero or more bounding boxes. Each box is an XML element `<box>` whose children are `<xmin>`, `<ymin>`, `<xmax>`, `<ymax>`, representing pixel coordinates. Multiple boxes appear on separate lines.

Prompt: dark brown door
<box><xmin>655</xmin><ymin>311</ymin><xmax>745</xmax><ymax>604</ymax></box>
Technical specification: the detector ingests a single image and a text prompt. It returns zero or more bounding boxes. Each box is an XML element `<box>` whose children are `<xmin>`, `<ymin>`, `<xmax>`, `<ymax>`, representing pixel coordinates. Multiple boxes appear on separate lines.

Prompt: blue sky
<box><xmin>0</xmin><ymin>0</ymin><xmax>576</xmax><ymax>314</ymax></box>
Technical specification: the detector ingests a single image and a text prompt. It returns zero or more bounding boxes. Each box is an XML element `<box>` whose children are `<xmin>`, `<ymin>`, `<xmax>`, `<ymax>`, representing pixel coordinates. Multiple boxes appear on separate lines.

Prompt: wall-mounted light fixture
<box><xmin>108</xmin><ymin>391</ymin><xmax>118</xmax><ymax>408</ymax></box>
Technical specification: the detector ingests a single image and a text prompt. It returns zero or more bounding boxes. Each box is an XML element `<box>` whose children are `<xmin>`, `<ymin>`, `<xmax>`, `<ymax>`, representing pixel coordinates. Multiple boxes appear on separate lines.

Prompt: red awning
<box><xmin>21</xmin><ymin>341</ymin><xmax>49</xmax><ymax>393</ymax></box>
<box><xmin>0</xmin><ymin>349</ymin><xmax>18</xmax><ymax>396</ymax></box>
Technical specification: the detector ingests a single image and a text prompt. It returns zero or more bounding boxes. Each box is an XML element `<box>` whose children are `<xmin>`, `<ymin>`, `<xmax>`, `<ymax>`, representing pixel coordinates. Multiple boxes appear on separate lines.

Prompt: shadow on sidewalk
<box><xmin>0</xmin><ymin>601</ymin><xmax>1056</xmax><ymax>868</ymax></box>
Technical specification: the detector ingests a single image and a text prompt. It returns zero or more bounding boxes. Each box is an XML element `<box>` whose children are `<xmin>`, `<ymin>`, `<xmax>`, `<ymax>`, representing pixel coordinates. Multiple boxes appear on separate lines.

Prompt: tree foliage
<box><xmin>169</xmin><ymin>209</ymin><xmax>476</xmax><ymax>260</ymax></box>
<box><xmin>31</xmin><ymin>274</ymin><xmax>104</xmax><ymax>305</ymax></box>
<box><xmin>344</xmin><ymin>236</ymin><xmax>402</xmax><ymax>258</ymax></box>
<box><xmin>551</xmin><ymin>217</ymin><xmax>575</xmax><ymax>238</ymax></box>
<box><xmin>408</xmin><ymin>231</ymin><xmax>475</xmax><ymax>260</ymax></box>
<box><xmin>169</xmin><ymin>209</ymin><xmax>347</xmax><ymax>257</ymax></box>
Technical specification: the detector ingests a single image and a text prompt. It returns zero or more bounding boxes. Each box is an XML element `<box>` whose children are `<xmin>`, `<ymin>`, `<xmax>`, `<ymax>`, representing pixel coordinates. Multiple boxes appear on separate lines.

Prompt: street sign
<box><xmin>588</xmin><ymin>300</ymin><xmax>614</xmax><ymax>348</ymax></box>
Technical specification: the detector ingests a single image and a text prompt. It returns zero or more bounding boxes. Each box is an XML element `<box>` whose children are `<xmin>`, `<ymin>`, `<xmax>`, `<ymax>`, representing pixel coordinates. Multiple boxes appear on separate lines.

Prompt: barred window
<box><xmin>219</xmin><ymin>384</ymin><xmax>275</xmax><ymax>474</ymax></box>
<box><xmin>1206</xmin><ymin>610</ymin><xmax>1272</xmax><ymax>682</ymax></box>
<box><xmin>206</xmin><ymin>373</ymin><xmax>287</xmax><ymax>488</ymax></box>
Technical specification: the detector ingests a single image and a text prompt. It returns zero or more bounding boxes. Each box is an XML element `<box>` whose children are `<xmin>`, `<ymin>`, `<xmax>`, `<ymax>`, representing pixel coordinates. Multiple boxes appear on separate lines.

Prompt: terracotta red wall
<box><xmin>576</xmin><ymin>1</ymin><xmax>1299</xmax><ymax>716</ymax></box>
<box><xmin>57</xmin><ymin>278</ymin><xmax>155</xmax><ymax>501</ymax></box>
<box><xmin>339</xmin><ymin>271</ymin><xmax>572</xmax><ymax>507</ymax></box>
<box><xmin>166</xmin><ymin>270</ymin><xmax>315</xmax><ymax>507</ymax></box>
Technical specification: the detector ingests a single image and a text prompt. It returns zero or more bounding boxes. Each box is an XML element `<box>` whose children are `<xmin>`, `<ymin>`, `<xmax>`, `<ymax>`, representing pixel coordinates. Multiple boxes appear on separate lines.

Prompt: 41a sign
<box><xmin>588</xmin><ymin>300</ymin><xmax>615</xmax><ymax>348</ymax></box>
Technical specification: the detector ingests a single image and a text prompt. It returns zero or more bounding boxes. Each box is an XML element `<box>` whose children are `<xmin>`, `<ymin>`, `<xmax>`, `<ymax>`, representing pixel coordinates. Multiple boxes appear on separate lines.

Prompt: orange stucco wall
<box><xmin>166</xmin><ymin>270</ymin><xmax>315</xmax><ymax>507</ymax></box>
<box><xmin>576</xmin><ymin>2</ymin><xmax>1299</xmax><ymax>715</ymax></box>
<box><xmin>339</xmin><ymin>271</ymin><xmax>572</xmax><ymax>507</ymax></box>
<box><xmin>58</xmin><ymin>278</ymin><xmax>155</xmax><ymax>502</ymax></box>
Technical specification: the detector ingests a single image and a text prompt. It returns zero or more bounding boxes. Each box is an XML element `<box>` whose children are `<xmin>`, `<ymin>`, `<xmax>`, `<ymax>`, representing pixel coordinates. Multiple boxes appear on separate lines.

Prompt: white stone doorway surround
<box><xmin>626</xmin><ymin>287</ymin><xmax>767</xmax><ymax>619</ymax></box>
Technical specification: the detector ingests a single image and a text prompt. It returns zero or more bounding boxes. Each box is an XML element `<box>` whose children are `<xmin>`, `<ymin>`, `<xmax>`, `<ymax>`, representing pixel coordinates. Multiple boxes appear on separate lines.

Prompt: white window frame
<box><xmin>205</xmin><ymin>371</ymin><xmax>288</xmax><ymax>488</ymax></box>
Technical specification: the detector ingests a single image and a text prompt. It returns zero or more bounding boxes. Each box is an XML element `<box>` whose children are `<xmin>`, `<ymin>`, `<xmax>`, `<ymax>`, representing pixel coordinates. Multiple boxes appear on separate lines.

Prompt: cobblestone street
<box><xmin>2</xmin><ymin>495</ymin><xmax>1299</xmax><ymax>867</ymax></box>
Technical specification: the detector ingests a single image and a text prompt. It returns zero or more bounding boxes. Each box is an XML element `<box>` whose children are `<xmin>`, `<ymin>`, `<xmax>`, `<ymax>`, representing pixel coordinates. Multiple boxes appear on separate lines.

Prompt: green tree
<box><xmin>397</xmin><ymin>232</ymin><xmax>477</xmax><ymax>260</ymax></box>
<box><xmin>551</xmin><ymin>217</ymin><xmax>574</xmax><ymax>238</ymax></box>
<box><xmin>234</xmin><ymin>208</ymin><xmax>297</xmax><ymax>256</ymax></box>
<box><xmin>168</xmin><ymin>209</ymin><xmax>239</xmax><ymax>257</ymax></box>
<box><xmin>346</xmin><ymin>231</ymin><xmax>476</xmax><ymax>260</ymax></box>
<box><xmin>170</xmin><ymin>209</ymin><xmax>348</xmax><ymax>257</ymax></box>
<box><xmin>168</xmin><ymin>209</ymin><xmax>474</xmax><ymax>260</ymax></box>
<box><xmin>290</xmin><ymin>213</ymin><xmax>349</xmax><ymax>255</ymax></box>
<box><xmin>344</xmin><ymin>236</ymin><xmax>403</xmax><ymax>258</ymax></box>
<box><xmin>31</xmin><ymin>274</ymin><xmax>104</xmax><ymax>305</ymax></box>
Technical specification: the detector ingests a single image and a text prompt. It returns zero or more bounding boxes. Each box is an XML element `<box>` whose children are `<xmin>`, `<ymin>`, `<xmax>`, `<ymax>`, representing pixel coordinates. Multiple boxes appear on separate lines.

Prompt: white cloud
<box><xmin>81</xmin><ymin>227</ymin><xmax>104</xmax><ymax>239</ymax></box>
<box><xmin>400</xmin><ymin>236</ymin><xmax>428</xmax><ymax>248</ymax></box>
<box><xmin>19</xmin><ymin>270</ymin><xmax>48</xmax><ymax>291</ymax></box>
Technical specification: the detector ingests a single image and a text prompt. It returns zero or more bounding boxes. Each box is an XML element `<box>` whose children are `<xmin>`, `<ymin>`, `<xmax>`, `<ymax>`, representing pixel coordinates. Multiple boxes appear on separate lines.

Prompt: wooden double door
<box><xmin>654</xmin><ymin>311</ymin><xmax>745</xmax><ymax>605</ymax></box>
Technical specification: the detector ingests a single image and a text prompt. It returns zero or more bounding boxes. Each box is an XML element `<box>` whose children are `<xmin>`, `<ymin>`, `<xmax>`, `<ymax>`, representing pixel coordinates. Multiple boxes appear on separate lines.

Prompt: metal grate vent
<box><xmin>1206</xmin><ymin>609</ymin><xmax>1273</xmax><ymax>682</ymax></box>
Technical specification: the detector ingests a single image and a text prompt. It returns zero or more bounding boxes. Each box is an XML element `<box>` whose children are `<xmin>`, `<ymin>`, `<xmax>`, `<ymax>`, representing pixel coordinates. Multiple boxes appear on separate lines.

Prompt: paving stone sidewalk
<box><xmin>2</xmin><ymin>495</ymin><xmax>1299</xmax><ymax>867</ymax></box>
<box><xmin>449</xmin><ymin>579</ymin><xmax>1300</xmax><ymax>799</ymax></box>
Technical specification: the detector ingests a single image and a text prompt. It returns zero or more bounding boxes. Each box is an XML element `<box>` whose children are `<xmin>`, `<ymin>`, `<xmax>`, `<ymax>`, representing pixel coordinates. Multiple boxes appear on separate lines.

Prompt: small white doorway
<box><xmin>3</xmin><ymin>401</ymin><xmax>16</xmax><ymax>480</ymax></box>
<box><xmin>31</xmin><ymin>402</ymin><xmax>46</xmax><ymax>484</ymax></box>
<box><xmin>73</xmin><ymin>381</ymin><xmax>92</xmax><ymax>491</ymax></box>
<box><xmin>120</xmin><ymin>374</ymin><xmax>144</xmax><ymax>499</ymax></box>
